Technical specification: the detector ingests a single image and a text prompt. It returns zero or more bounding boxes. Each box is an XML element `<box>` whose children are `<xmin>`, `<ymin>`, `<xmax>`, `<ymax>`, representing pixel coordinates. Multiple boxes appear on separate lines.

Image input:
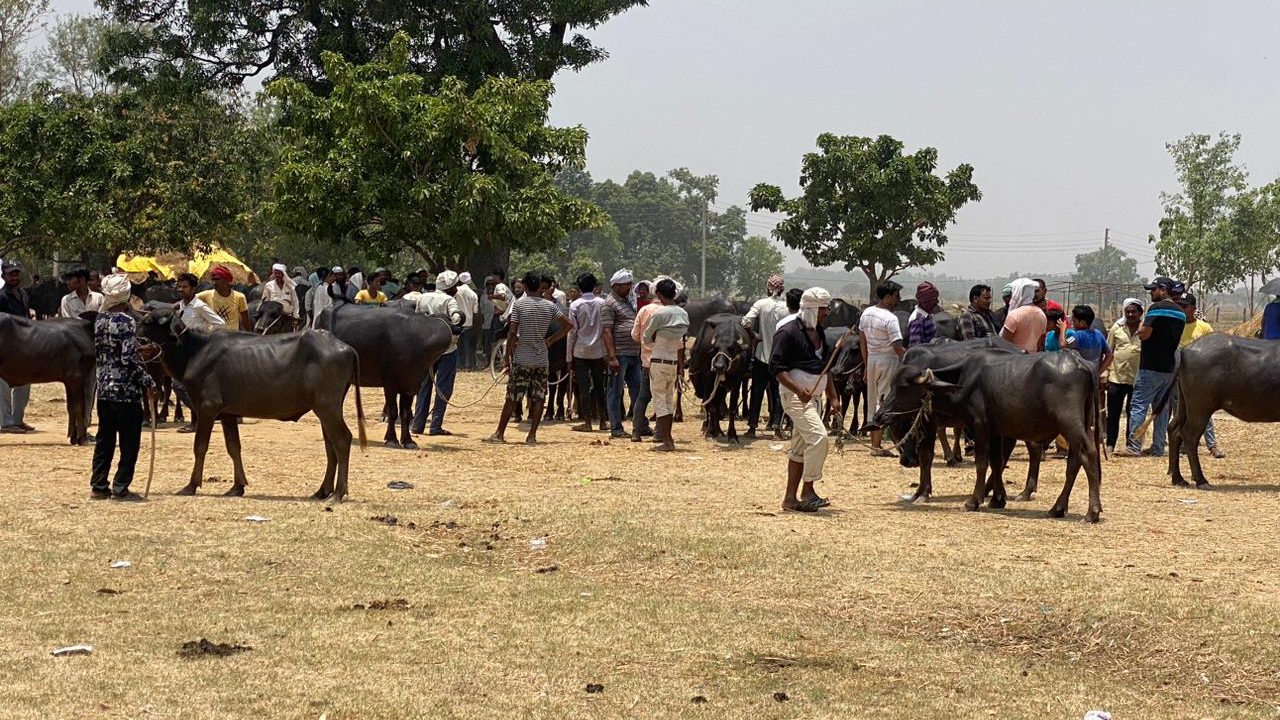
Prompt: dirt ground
<box><xmin>2</xmin><ymin>373</ymin><xmax>1279</xmax><ymax>719</ymax></box>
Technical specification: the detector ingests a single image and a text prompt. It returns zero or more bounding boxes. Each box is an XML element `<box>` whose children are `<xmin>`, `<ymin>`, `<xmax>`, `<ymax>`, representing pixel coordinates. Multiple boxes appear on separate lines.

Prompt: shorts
<box><xmin>507</xmin><ymin>365</ymin><xmax>549</xmax><ymax>404</ymax></box>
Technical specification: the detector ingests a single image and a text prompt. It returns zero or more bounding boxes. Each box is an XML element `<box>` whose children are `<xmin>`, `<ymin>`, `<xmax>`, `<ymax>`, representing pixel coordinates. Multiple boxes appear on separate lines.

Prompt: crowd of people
<box><xmin>2</xmin><ymin>253</ymin><xmax>1275</xmax><ymax>508</ymax></box>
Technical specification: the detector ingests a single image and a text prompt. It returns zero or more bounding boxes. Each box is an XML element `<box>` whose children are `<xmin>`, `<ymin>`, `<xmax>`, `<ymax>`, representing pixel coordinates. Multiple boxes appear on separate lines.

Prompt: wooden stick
<box><xmin>144</xmin><ymin>394</ymin><xmax>157</xmax><ymax>498</ymax></box>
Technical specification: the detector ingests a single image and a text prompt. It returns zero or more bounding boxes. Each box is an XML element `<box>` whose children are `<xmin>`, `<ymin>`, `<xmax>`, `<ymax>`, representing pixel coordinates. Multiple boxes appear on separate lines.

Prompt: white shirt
<box><xmin>492</xmin><ymin>282</ymin><xmax>512</xmax><ymax>319</ymax></box>
<box><xmin>455</xmin><ymin>283</ymin><xmax>479</xmax><ymax>326</ymax></box>
<box><xmin>551</xmin><ymin>287</ymin><xmax>568</xmax><ymax>310</ymax></box>
<box><xmin>310</xmin><ymin>282</ymin><xmax>334</xmax><ymax>327</ymax></box>
<box><xmin>60</xmin><ymin>290</ymin><xmax>104</xmax><ymax>318</ymax></box>
<box><xmin>742</xmin><ymin>295</ymin><xmax>789</xmax><ymax>363</ymax></box>
<box><xmin>416</xmin><ymin>290</ymin><xmax>462</xmax><ymax>353</ymax></box>
<box><xmin>859</xmin><ymin>305</ymin><xmax>903</xmax><ymax>355</ymax></box>
<box><xmin>178</xmin><ymin>296</ymin><xmax>227</xmax><ymax>332</ymax></box>
<box><xmin>260</xmin><ymin>278</ymin><xmax>299</xmax><ymax>318</ymax></box>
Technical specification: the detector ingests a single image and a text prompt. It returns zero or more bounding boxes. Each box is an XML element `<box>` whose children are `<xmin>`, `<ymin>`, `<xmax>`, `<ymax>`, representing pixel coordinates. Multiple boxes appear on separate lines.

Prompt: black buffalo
<box><xmin>687</xmin><ymin>313</ymin><xmax>752</xmax><ymax>443</ymax></box>
<box><xmin>683</xmin><ymin>297</ymin><xmax>735</xmax><ymax>337</ymax></box>
<box><xmin>139</xmin><ymin>307</ymin><xmax>366</xmax><ymax>500</ymax></box>
<box><xmin>872</xmin><ymin>344</ymin><xmax>1103</xmax><ymax>522</ymax></box>
<box><xmin>1166</xmin><ymin>334</ymin><xmax>1280</xmax><ymax>487</ymax></box>
<box><xmin>822</xmin><ymin>326</ymin><xmax>866</xmax><ymax>436</ymax></box>
<box><xmin>251</xmin><ymin>300</ymin><xmax>296</xmax><ymax>335</ymax></box>
<box><xmin>315</xmin><ymin>301</ymin><xmax>452</xmax><ymax>449</ymax></box>
<box><xmin>0</xmin><ymin>314</ymin><xmax>94</xmax><ymax>444</ymax></box>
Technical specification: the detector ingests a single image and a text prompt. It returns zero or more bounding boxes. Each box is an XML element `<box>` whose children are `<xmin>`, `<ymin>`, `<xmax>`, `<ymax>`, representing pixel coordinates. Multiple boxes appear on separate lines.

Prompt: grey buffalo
<box><xmin>0</xmin><ymin>314</ymin><xmax>94</xmax><ymax>444</ymax></box>
<box><xmin>139</xmin><ymin>307</ymin><xmax>366</xmax><ymax>500</ymax></box>
<box><xmin>1166</xmin><ymin>333</ymin><xmax>1280</xmax><ymax>487</ymax></box>
<box><xmin>314</xmin><ymin>301</ymin><xmax>452</xmax><ymax>449</ymax></box>
<box><xmin>872</xmin><ymin>345</ymin><xmax>1103</xmax><ymax>522</ymax></box>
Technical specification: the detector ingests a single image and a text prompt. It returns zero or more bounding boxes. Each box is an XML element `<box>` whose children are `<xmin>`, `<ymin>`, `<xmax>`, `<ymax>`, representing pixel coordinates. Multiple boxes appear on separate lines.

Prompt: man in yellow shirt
<box><xmin>196</xmin><ymin>266</ymin><xmax>250</xmax><ymax>331</ymax></box>
<box><xmin>354</xmin><ymin>274</ymin><xmax>387</xmax><ymax>305</ymax></box>
<box><xmin>1176</xmin><ymin>293</ymin><xmax>1224</xmax><ymax>458</ymax></box>
<box><xmin>1105</xmin><ymin>298</ymin><xmax>1143</xmax><ymax>453</ymax></box>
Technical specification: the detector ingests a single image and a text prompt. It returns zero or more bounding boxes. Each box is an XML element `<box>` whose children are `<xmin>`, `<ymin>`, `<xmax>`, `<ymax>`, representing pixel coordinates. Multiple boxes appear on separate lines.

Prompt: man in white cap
<box><xmin>771</xmin><ymin>287</ymin><xmax>838</xmax><ymax>512</ymax></box>
<box><xmin>601</xmin><ymin>268</ymin><xmax>642</xmax><ymax>438</ymax></box>
<box><xmin>741</xmin><ymin>273</ymin><xmax>787</xmax><ymax>438</ymax></box>
<box><xmin>454</xmin><ymin>271</ymin><xmax>481</xmax><ymax>370</ymax></box>
<box><xmin>260</xmin><ymin>263</ymin><xmax>300</xmax><ymax>326</ymax></box>
<box><xmin>90</xmin><ymin>272</ymin><xmax>156</xmax><ymax>500</ymax></box>
<box><xmin>413</xmin><ymin>270</ymin><xmax>465</xmax><ymax>436</ymax></box>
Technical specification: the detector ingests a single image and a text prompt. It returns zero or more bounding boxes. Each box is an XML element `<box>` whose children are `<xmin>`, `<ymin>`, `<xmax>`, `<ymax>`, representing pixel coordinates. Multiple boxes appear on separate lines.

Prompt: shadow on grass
<box><xmin>890</xmin><ymin>499</ymin><xmax>1075</xmax><ymax>522</ymax></box>
<box><xmin>1190</xmin><ymin>482</ymin><xmax>1280</xmax><ymax>494</ymax></box>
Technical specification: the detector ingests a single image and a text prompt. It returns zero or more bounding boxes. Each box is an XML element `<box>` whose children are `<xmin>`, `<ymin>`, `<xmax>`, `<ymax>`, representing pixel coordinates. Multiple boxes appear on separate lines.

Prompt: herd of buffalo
<box><xmin>2</xmin><ymin>278</ymin><xmax>1278</xmax><ymax>520</ymax></box>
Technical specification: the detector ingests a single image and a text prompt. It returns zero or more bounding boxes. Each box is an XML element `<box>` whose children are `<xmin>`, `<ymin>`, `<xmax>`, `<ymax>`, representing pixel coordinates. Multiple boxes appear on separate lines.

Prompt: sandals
<box><xmin>870</xmin><ymin>448</ymin><xmax>896</xmax><ymax>458</ymax></box>
<box><xmin>783</xmin><ymin>497</ymin><xmax>827</xmax><ymax>513</ymax></box>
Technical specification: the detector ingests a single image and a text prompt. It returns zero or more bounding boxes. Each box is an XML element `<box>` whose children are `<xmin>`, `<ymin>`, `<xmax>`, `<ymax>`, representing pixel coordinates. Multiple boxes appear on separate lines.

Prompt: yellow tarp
<box><xmin>114</xmin><ymin>245</ymin><xmax>257</xmax><ymax>285</ymax></box>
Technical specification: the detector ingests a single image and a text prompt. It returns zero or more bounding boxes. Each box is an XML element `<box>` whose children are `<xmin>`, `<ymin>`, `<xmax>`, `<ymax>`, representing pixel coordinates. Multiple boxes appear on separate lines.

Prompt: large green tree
<box><xmin>99</xmin><ymin>0</ymin><xmax>647</xmax><ymax>93</ymax></box>
<box><xmin>0</xmin><ymin>87</ymin><xmax>263</xmax><ymax>262</ymax></box>
<box><xmin>0</xmin><ymin>0</ymin><xmax>48</xmax><ymax>103</ymax></box>
<box><xmin>1155</xmin><ymin>132</ymin><xmax>1249</xmax><ymax>293</ymax></box>
<box><xmin>267</xmin><ymin>32</ymin><xmax>603</xmax><ymax>271</ymax></box>
<box><xmin>749</xmin><ymin>133</ymin><xmax>981</xmax><ymax>301</ymax></box>
<box><xmin>733</xmin><ymin>234</ymin><xmax>784</xmax><ymax>297</ymax></box>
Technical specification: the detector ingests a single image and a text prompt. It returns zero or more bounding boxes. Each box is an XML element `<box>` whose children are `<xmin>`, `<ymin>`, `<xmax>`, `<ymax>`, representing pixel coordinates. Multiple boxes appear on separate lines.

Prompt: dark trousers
<box><xmin>91</xmin><ymin>399</ymin><xmax>144</xmax><ymax>494</ymax></box>
<box><xmin>459</xmin><ymin>329</ymin><xmax>477</xmax><ymax>370</ymax></box>
<box><xmin>575</xmin><ymin>357</ymin><xmax>607</xmax><ymax>423</ymax></box>
<box><xmin>413</xmin><ymin>351</ymin><xmax>458</xmax><ymax>433</ymax></box>
<box><xmin>747</xmin><ymin>358</ymin><xmax>782</xmax><ymax>430</ymax></box>
<box><xmin>1106</xmin><ymin>382</ymin><xmax>1133</xmax><ymax>449</ymax></box>
<box><xmin>632</xmin><ymin>367</ymin><xmax>653</xmax><ymax>435</ymax></box>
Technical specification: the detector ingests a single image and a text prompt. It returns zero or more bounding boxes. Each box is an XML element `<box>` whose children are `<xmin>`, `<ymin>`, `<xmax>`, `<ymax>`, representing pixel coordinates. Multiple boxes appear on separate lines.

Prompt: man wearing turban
<box><xmin>197</xmin><ymin>266</ymin><xmax>250</xmax><ymax>331</ymax></box>
<box><xmin>601</xmin><ymin>268</ymin><xmax>642</xmax><ymax>438</ymax></box>
<box><xmin>89</xmin><ymin>273</ymin><xmax>156</xmax><ymax>501</ymax></box>
<box><xmin>906</xmin><ymin>282</ymin><xmax>941</xmax><ymax>347</ymax></box>
<box><xmin>260</xmin><ymin>262</ymin><xmax>300</xmax><ymax>324</ymax></box>
<box><xmin>998</xmin><ymin>278</ymin><xmax>1045</xmax><ymax>353</ymax></box>
<box><xmin>771</xmin><ymin>287</ymin><xmax>839</xmax><ymax>512</ymax></box>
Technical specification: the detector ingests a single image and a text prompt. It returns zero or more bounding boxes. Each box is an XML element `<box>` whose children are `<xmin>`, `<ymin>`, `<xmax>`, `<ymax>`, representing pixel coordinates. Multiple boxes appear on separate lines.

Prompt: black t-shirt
<box><xmin>769</xmin><ymin>320</ymin><xmax>832</xmax><ymax>379</ymax></box>
<box><xmin>1139</xmin><ymin>299</ymin><xmax>1185</xmax><ymax>373</ymax></box>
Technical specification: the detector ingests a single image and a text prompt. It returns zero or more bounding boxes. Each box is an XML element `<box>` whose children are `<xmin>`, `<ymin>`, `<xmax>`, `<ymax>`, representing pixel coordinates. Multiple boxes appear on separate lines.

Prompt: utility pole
<box><xmin>700</xmin><ymin>200</ymin><xmax>707</xmax><ymax>296</ymax></box>
<box><xmin>1104</xmin><ymin>227</ymin><xmax>1110</xmax><ymax>250</ymax></box>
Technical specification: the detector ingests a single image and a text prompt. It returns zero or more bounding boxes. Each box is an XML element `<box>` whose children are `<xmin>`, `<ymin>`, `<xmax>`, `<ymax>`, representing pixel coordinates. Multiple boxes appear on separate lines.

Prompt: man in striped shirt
<box><xmin>602</xmin><ymin>268</ymin><xmax>642</xmax><ymax>438</ymax></box>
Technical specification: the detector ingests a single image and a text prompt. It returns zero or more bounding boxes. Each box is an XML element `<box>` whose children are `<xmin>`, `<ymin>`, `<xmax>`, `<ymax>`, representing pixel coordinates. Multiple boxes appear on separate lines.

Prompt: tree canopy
<box><xmin>267</xmin><ymin>32</ymin><xmax>604</xmax><ymax>271</ymax></box>
<box><xmin>749</xmin><ymin>133</ymin><xmax>980</xmax><ymax>301</ymax></box>
<box><xmin>99</xmin><ymin>0</ymin><xmax>648</xmax><ymax>93</ymax></box>
<box><xmin>1072</xmin><ymin>243</ymin><xmax>1141</xmax><ymax>307</ymax></box>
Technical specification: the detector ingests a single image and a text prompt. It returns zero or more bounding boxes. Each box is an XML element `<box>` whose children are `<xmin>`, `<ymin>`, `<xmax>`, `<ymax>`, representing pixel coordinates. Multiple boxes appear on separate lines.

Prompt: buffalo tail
<box><xmin>352</xmin><ymin>354</ymin><xmax>367</xmax><ymax>452</ymax></box>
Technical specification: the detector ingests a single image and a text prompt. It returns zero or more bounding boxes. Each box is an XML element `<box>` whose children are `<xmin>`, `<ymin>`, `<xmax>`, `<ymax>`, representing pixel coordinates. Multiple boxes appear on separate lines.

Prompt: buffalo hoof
<box><xmin>1082</xmin><ymin>511</ymin><xmax>1100</xmax><ymax>524</ymax></box>
<box><xmin>401</xmin><ymin>440</ymin><xmax>418</xmax><ymax>451</ymax></box>
<box><xmin>988</xmin><ymin>496</ymin><xmax>1007</xmax><ymax>510</ymax></box>
<box><xmin>175</xmin><ymin>484</ymin><xmax>199</xmax><ymax>496</ymax></box>
<box><xmin>1015</xmin><ymin>490</ymin><xmax>1034</xmax><ymax>502</ymax></box>
<box><xmin>963</xmin><ymin>498</ymin><xmax>980</xmax><ymax>512</ymax></box>
<box><xmin>946</xmin><ymin>457</ymin><xmax>963</xmax><ymax>468</ymax></box>
<box><xmin>327</xmin><ymin>493</ymin><xmax>347</xmax><ymax>504</ymax></box>
<box><xmin>1195</xmin><ymin>481</ymin><xmax>1212</xmax><ymax>489</ymax></box>
<box><xmin>311</xmin><ymin>489</ymin><xmax>333</xmax><ymax>501</ymax></box>
<box><xmin>1047</xmin><ymin>506</ymin><xmax>1067</xmax><ymax>519</ymax></box>
<box><xmin>909</xmin><ymin>493</ymin><xmax>930</xmax><ymax>504</ymax></box>
<box><xmin>1171</xmin><ymin>477</ymin><xmax>1191</xmax><ymax>487</ymax></box>
<box><xmin>384</xmin><ymin>440</ymin><xmax>402</xmax><ymax>450</ymax></box>
<box><xmin>223</xmin><ymin>485</ymin><xmax>245</xmax><ymax>498</ymax></box>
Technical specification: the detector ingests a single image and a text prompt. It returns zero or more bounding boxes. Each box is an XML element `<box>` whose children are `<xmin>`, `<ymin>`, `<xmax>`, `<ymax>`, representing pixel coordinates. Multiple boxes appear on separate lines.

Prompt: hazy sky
<box><xmin>45</xmin><ymin>0</ymin><xmax>1280</xmax><ymax>279</ymax></box>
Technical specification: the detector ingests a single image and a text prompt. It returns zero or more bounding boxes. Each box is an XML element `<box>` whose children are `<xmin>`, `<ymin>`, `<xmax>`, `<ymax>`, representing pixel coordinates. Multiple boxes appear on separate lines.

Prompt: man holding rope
<box><xmin>89</xmin><ymin>273</ymin><xmax>156</xmax><ymax>501</ymax></box>
<box><xmin>771</xmin><ymin>287</ymin><xmax>839</xmax><ymax>512</ymax></box>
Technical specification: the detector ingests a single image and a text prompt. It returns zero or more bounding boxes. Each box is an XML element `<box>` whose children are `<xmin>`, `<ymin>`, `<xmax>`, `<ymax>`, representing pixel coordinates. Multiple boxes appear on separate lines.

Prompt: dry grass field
<box><xmin>2</xmin><ymin>374</ymin><xmax>1279</xmax><ymax>719</ymax></box>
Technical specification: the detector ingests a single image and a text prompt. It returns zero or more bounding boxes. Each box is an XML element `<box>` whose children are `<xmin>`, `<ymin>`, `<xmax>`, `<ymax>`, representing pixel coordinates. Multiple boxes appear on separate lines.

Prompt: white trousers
<box><xmin>865</xmin><ymin>353</ymin><xmax>901</xmax><ymax>422</ymax></box>
<box><xmin>650</xmin><ymin>362</ymin><xmax>678</xmax><ymax>417</ymax></box>
<box><xmin>781</xmin><ymin>386</ymin><xmax>829</xmax><ymax>483</ymax></box>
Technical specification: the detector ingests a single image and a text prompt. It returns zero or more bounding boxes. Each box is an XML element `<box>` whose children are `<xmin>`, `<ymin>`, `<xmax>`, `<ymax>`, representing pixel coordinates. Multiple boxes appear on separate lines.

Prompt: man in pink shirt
<box><xmin>1000</xmin><ymin>278</ymin><xmax>1046</xmax><ymax>353</ymax></box>
<box><xmin>628</xmin><ymin>281</ymin><xmax>665</xmax><ymax>442</ymax></box>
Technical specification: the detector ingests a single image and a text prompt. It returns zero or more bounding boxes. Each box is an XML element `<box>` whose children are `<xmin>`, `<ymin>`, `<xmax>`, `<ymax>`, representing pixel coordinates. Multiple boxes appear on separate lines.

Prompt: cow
<box><xmin>870</xmin><ymin>344</ymin><xmax>1103</xmax><ymax>522</ymax></box>
<box><xmin>314</xmin><ymin>301</ymin><xmax>452</xmax><ymax>450</ymax></box>
<box><xmin>138</xmin><ymin>306</ymin><xmax>366</xmax><ymax>500</ymax></box>
<box><xmin>687</xmin><ymin>313</ymin><xmax>752</xmax><ymax>443</ymax></box>
<box><xmin>0</xmin><ymin>314</ymin><xmax>94</xmax><ymax>444</ymax></box>
<box><xmin>1166</xmin><ymin>334</ymin><xmax>1280</xmax><ymax>487</ymax></box>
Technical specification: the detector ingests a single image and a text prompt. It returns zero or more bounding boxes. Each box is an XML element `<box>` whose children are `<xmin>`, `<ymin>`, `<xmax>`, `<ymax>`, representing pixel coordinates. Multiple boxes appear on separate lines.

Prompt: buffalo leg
<box><xmin>399</xmin><ymin>393</ymin><xmax>416</xmax><ymax>450</ymax></box>
<box><xmin>1180</xmin><ymin>410</ymin><xmax>1212</xmax><ymax>488</ymax></box>
<box><xmin>64</xmin><ymin>380</ymin><xmax>87</xmax><ymax>446</ymax></box>
<box><xmin>1050</xmin><ymin>450</ymin><xmax>1082</xmax><ymax>519</ymax></box>
<box><xmin>317</xmin><ymin>408</ymin><xmax>354</xmax><ymax>501</ymax></box>
<box><xmin>727</xmin><ymin>384</ymin><xmax>740</xmax><ymax>444</ymax></box>
<box><xmin>314</xmin><ymin>423</ymin><xmax>338</xmax><ymax>500</ymax></box>
<box><xmin>178</xmin><ymin>412</ymin><xmax>218</xmax><ymax>495</ymax></box>
<box><xmin>674</xmin><ymin>379</ymin><xmax>684</xmax><ymax>423</ymax></box>
<box><xmin>221</xmin><ymin>417</ymin><xmax>248</xmax><ymax>497</ymax></box>
<box><xmin>965</xmin><ymin>429</ymin><xmax>991</xmax><ymax>512</ymax></box>
<box><xmin>382</xmin><ymin>388</ymin><xmax>400</xmax><ymax>449</ymax></box>
<box><xmin>1017</xmin><ymin>441</ymin><xmax>1043</xmax><ymax>500</ymax></box>
<box><xmin>912</xmin><ymin>423</ymin><xmax>938</xmax><ymax>502</ymax></box>
<box><xmin>985</xmin><ymin>436</ymin><xmax>1009</xmax><ymax>509</ymax></box>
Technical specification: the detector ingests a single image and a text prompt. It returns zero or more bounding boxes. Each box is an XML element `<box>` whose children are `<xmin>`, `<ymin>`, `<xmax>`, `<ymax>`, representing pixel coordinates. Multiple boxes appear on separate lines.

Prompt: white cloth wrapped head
<box><xmin>458</xmin><ymin>271</ymin><xmax>472</xmax><ymax>285</ymax></box>
<box><xmin>101</xmin><ymin>272</ymin><xmax>132</xmax><ymax>308</ymax></box>
<box><xmin>436</xmin><ymin>270</ymin><xmax>459</xmax><ymax>291</ymax></box>
<box><xmin>800</xmin><ymin>287</ymin><xmax>831</xmax><ymax>327</ymax></box>
<box><xmin>331</xmin><ymin>266</ymin><xmax>343</xmax><ymax>274</ymax></box>
<box><xmin>611</xmin><ymin>268</ymin><xmax>634</xmax><ymax>286</ymax></box>
<box><xmin>1007</xmin><ymin>278</ymin><xmax>1037</xmax><ymax>310</ymax></box>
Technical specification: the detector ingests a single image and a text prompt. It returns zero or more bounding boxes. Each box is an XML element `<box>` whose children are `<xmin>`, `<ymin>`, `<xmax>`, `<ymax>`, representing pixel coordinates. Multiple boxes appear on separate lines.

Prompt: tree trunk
<box><xmin>860</xmin><ymin>265</ymin><xmax>879</xmax><ymax>305</ymax></box>
<box><xmin>465</xmin><ymin>238</ymin><xmax>511</xmax><ymax>284</ymax></box>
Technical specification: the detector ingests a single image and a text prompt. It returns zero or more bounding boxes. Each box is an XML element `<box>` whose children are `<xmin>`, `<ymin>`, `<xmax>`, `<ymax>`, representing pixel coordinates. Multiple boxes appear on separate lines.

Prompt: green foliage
<box><xmin>99</xmin><ymin>0</ymin><xmax>648</xmax><ymax>93</ymax></box>
<box><xmin>734</xmin><ymin>235</ymin><xmax>785</xmax><ymax>297</ymax></box>
<box><xmin>36</xmin><ymin>14</ymin><xmax>111</xmax><ymax>95</ymax></box>
<box><xmin>1072</xmin><ymin>244</ymin><xmax>1141</xmax><ymax>307</ymax></box>
<box><xmin>519</xmin><ymin>168</ymin><xmax>761</xmax><ymax>295</ymax></box>
<box><xmin>0</xmin><ymin>0</ymin><xmax>48</xmax><ymax>103</ymax></box>
<box><xmin>749</xmin><ymin>133</ymin><xmax>981</xmax><ymax>301</ymax></box>
<box><xmin>266</xmin><ymin>32</ymin><xmax>604</xmax><ymax>271</ymax></box>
